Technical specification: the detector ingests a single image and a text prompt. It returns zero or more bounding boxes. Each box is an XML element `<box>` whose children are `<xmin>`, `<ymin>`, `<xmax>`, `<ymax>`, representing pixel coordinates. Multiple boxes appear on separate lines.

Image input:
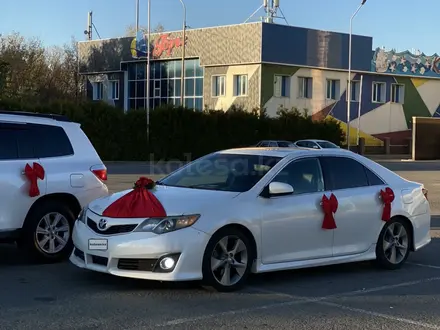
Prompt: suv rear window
<box><xmin>0</xmin><ymin>123</ymin><xmax>74</xmax><ymax>160</ymax></box>
<box><xmin>30</xmin><ymin>124</ymin><xmax>74</xmax><ymax>158</ymax></box>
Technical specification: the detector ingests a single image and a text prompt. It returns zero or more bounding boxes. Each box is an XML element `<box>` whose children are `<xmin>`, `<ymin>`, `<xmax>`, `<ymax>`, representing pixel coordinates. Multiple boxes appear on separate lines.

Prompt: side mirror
<box><xmin>313</xmin><ymin>145</ymin><xmax>319</xmax><ymax>149</ymax></box>
<box><xmin>268</xmin><ymin>181</ymin><xmax>294</xmax><ymax>196</ymax></box>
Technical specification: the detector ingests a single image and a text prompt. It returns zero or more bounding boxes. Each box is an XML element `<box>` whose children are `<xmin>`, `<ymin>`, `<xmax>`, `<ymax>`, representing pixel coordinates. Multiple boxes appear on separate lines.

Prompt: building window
<box><xmin>326</xmin><ymin>79</ymin><xmax>340</xmax><ymax>100</ymax></box>
<box><xmin>126</xmin><ymin>59</ymin><xmax>204</xmax><ymax>111</ymax></box>
<box><xmin>346</xmin><ymin>80</ymin><xmax>360</xmax><ymax>102</ymax></box>
<box><xmin>109</xmin><ymin>80</ymin><xmax>119</xmax><ymax>100</ymax></box>
<box><xmin>93</xmin><ymin>82</ymin><xmax>103</xmax><ymax>100</ymax></box>
<box><xmin>391</xmin><ymin>84</ymin><xmax>405</xmax><ymax>104</ymax></box>
<box><xmin>212</xmin><ymin>75</ymin><xmax>226</xmax><ymax>97</ymax></box>
<box><xmin>298</xmin><ymin>77</ymin><xmax>312</xmax><ymax>99</ymax></box>
<box><xmin>233</xmin><ymin>74</ymin><xmax>248</xmax><ymax>96</ymax></box>
<box><xmin>274</xmin><ymin>75</ymin><xmax>290</xmax><ymax>97</ymax></box>
<box><xmin>372</xmin><ymin>82</ymin><xmax>386</xmax><ymax>103</ymax></box>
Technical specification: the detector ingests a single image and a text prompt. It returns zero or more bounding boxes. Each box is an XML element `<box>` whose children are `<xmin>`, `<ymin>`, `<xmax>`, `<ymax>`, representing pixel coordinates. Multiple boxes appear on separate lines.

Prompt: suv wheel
<box><xmin>19</xmin><ymin>200</ymin><xmax>75</xmax><ymax>263</ymax></box>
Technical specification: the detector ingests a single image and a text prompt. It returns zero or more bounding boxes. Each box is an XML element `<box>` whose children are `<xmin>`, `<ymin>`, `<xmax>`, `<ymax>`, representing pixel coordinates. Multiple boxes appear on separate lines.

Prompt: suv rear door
<box><xmin>0</xmin><ymin>122</ymin><xmax>47</xmax><ymax>233</ymax></box>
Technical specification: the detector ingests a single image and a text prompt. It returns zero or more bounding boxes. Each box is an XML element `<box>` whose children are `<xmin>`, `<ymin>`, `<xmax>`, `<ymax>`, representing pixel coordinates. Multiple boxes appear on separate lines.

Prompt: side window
<box><xmin>365</xmin><ymin>167</ymin><xmax>385</xmax><ymax>186</ymax></box>
<box><xmin>278</xmin><ymin>141</ymin><xmax>290</xmax><ymax>147</ymax></box>
<box><xmin>295</xmin><ymin>141</ymin><xmax>306</xmax><ymax>147</ymax></box>
<box><xmin>29</xmin><ymin>124</ymin><xmax>74</xmax><ymax>158</ymax></box>
<box><xmin>0</xmin><ymin>128</ymin><xmax>19</xmax><ymax>160</ymax></box>
<box><xmin>272</xmin><ymin>158</ymin><xmax>324</xmax><ymax>195</ymax></box>
<box><xmin>320</xmin><ymin>156</ymin><xmax>369</xmax><ymax>190</ymax></box>
<box><xmin>268</xmin><ymin>141</ymin><xmax>277</xmax><ymax>147</ymax></box>
<box><xmin>259</xmin><ymin>141</ymin><xmax>269</xmax><ymax>147</ymax></box>
<box><xmin>309</xmin><ymin>142</ymin><xmax>319</xmax><ymax>149</ymax></box>
<box><xmin>0</xmin><ymin>126</ymin><xmax>35</xmax><ymax>160</ymax></box>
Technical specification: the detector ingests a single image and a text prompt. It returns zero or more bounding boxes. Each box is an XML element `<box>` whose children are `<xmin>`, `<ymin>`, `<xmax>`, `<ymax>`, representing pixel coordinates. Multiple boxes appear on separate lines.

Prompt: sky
<box><xmin>0</xmin><ymin>0</ymin><xmax>438</xmax><ymax>55</ymax></box>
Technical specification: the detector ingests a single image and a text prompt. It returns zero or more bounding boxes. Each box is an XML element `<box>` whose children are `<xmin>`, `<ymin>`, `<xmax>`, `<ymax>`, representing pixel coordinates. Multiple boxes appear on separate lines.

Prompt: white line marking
<box><xmin>408</xmin><ymin>262</ymin><xmax>440</xmax><ymax>270</ymax></box>
<box><xmin>318</xmin><ymin>301</ymin><xmax>440</xmax><ymax>329</ymax></box>
<box><xmin>154</xmin><ymin>276</ymin><xmax>440</xmax><ymax>327</ymax></box>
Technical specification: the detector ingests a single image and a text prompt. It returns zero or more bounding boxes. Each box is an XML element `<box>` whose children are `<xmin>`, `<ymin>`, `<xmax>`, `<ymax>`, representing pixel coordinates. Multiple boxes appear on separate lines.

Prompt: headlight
<box><xmin>135</xmin><ymin>214</ymin><xmax>200</xmax><ymax>234</ymax></box>
<box><xmin>77</xmin><ymin>206</ymin><xmax>88</xmax><ymax>224</ymax></box>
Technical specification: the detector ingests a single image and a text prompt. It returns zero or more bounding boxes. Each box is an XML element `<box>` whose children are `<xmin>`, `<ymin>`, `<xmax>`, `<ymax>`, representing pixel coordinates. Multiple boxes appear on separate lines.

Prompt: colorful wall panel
<box><xmin>372</xmin><ymin>48</ymin><xmax>440</xmax><ymax>78</ymax></box>
<box><xmin>261</xmin><ymin>64</ymin><xmax>440</xmax><ymax>146</ymax></box>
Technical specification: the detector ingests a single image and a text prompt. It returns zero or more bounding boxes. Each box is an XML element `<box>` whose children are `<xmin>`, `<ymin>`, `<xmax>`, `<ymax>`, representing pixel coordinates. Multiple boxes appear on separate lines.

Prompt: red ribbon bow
<box><xmin>24</xmin><ymin>162</ymin><xmax>45</xmax><ymax>197</ymax></box>
<box><xmin>380</xmin><ymin>187</ymin><xmax>395</xmax><ymax>221</ymax></box>
<box><xmin>134</xmin><ymin>177</ymin><xmax>156</xmax><ymax>190</ymax></box>
<box><xmin>102</xmin><ymin>176</ymin><xmax>166</xmax><ymax>218</ymax></box>
<box><xmin>321</xmin><ymin>193</ymin><xmax>338</xmax><ymax>229</ymax></box>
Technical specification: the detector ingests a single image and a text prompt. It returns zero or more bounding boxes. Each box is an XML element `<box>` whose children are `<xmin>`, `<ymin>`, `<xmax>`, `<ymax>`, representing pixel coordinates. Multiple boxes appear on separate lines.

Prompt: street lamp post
<box><xmin>179</xmin><ymin>0</ymin><xmax>187</xmax><ymax>107</ymax></box>
<box><xmin>146</xmin><ymin>0</ymin><xmax>151</xmax><ymax>141</ymax></box>
<box><xmin>346</xmin><ymin>0</ymin><xmax>366</xmax><ymax>150</ymax></box>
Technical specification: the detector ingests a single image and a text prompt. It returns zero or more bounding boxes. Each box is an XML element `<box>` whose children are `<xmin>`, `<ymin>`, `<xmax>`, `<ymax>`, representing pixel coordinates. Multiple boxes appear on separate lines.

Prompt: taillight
<box><xmin>422</xmin><ymin>188</ymin><xmax>428</xmax><ymax>201</ymax></box>
<box><xmin>91</xmin><ymin>164</ymin><xmax>107</xmax><ymax>181</ymax></box>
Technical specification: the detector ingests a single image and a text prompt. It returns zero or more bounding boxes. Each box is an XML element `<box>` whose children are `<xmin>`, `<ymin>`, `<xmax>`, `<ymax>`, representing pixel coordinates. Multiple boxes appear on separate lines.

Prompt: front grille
<box><xmin>87</xmin><ymin>217</ymin><xmax>137</xmax><ymax>235</ymax></box>
<box><xmin>74</xmin><ymin>247</ymin><xmax>85</xmax><ymax>261</ymax></box>
<box><xmin>117</xmin><ymin>258</ymin><xmax>158</xmax><ymax>271</ymax></box>
<box><xmin>91</xmin><ymin>255</ymin><xmax>108</xmax><ymax>266</ymax></box>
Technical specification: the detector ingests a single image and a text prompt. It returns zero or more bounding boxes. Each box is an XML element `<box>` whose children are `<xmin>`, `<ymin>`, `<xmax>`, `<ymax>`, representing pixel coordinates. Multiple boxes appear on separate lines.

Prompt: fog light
<box><xmin>159</xmin><ymin>257</ymin><xmax>175</xmax><ymax>270</ymax></box>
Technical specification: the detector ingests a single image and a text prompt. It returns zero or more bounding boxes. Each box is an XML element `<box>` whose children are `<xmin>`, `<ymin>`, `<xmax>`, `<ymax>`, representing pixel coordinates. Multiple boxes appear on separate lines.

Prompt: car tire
<box><xmin>201</xmin><ymin>227</ymin><xmax>255</xmax><ymax>292</ymax></box>
<box><xmin>18</xmin><ymin>200</ymin><xmax>75</xmax><ymax>264</ymax></box>
<box><xmin>375</xmin><ymin>217</ymin><xmax>411</xmax><ymax>270</ymax></box>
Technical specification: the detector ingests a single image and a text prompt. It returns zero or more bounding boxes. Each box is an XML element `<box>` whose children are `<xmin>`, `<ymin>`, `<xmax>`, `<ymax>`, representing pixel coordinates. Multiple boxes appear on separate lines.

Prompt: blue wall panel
<box><xmin>330</xmin><ymin>74</ymin><xmax>397</xmax><ymax>123</ymax></box>
<box><xmin>261</xmin><ymin>23</ymin><xmax>373</xmax><ymax>71</ymax></box>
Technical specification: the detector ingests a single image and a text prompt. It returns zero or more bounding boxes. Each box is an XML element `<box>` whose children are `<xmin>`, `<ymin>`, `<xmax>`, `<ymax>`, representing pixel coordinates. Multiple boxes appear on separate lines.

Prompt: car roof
<box><xmin>0</xmin><ymin>111</ymin><xmax>77</xmax><ymax>127</ymax></box>
<box><xmin>217</xmin><ymin>147</ymin><xmax>350</xmax><ymax>158</ymax></box>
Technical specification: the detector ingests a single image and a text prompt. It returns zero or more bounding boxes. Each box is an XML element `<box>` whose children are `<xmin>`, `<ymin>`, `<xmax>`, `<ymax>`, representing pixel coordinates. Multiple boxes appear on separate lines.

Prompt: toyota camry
<box><xmin>70</xmin><ymin>147</ymin><xmax>431</xmax><ymax>292</ymax></box>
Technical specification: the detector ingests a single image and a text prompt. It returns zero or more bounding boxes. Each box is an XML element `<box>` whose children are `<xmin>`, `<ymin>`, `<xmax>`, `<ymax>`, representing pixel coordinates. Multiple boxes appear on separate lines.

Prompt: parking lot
<box><xmin>2</xmin><ymin>161</ymin><xmax>440</xmax><ymax>329</ymax></box>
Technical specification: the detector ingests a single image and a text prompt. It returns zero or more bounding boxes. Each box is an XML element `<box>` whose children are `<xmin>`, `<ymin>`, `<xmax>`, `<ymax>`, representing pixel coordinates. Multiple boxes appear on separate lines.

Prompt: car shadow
<box><xmin>2</xmin><ymin>216</ymin><xmax>439</xmax><ymax>294</ymax></box>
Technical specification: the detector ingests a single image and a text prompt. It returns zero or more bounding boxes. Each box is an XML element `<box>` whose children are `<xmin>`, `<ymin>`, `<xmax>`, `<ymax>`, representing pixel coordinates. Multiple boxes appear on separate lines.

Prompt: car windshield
<box><xmin>157</xmin><ymin>153</ymin><xmax>282</xmax><ymax>192</ymax></box>
<box><xmin>316</xmin><ymin>141</ymin><xmax>339</xmax><ymax>148</ymax></box>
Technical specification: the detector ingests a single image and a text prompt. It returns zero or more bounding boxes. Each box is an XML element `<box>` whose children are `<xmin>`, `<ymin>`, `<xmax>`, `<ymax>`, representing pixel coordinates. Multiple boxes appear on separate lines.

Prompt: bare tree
<box><xmin>125</xmin><ymin>23</ymin><xmax>165</xmax><ymax>36</ymax></box>
<box><xmin>0</xmin><ymin>32</ymin><xmax>81</xmax><ymax>102</ymax></box>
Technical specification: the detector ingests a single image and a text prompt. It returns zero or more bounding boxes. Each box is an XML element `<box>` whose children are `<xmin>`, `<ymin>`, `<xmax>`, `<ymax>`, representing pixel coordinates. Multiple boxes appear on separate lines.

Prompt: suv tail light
<box><xmin>91</xmin><ymin>164</ymin><xmax>107</xmax><ymax>181</ymax></box>
<box><xmin>422</xmin><ymin>188</ymin><xmax>428</xmax><ymax>201</ymax></box>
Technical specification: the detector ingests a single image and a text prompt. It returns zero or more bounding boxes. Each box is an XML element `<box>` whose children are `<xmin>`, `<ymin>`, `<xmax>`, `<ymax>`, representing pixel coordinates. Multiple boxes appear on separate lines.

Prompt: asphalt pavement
<box><xmin>2</xmin><ymin>160</ymin><xmax>440</xmax><ymax>329</ymax></box>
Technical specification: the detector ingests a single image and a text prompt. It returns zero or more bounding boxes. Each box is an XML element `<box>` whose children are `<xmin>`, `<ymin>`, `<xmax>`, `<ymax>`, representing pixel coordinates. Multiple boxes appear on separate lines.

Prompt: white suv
<box><xmin>0</xmin><ymin>110</ymin><xmax>109</xmax><ymax>263</ymax></box>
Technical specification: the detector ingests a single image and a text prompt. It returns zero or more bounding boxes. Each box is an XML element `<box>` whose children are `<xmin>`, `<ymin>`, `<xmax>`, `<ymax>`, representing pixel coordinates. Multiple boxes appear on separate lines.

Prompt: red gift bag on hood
<box><xmin>102</xmin><ymin>177</ymin><xmax>167</xmax><ymax>218</ymax></box>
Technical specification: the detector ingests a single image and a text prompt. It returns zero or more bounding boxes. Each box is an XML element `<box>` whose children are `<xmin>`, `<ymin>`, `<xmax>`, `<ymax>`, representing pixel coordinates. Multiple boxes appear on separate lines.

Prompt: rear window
<box><xmin>29</xmin><ymin>124</ymin><xmax>74</xmax><ymax>158</ymax></box>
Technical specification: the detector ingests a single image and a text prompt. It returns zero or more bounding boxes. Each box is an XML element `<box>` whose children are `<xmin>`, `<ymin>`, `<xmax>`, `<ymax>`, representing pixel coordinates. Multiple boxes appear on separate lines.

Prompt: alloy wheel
<box><xmin>35</xmin><ymin>212</ymin><xmax>70</xmax><ymax>254</ymax></box>
<box><xmin>211</xmin><ymin>235</ymin><xmax>248</xmax><ymax>286</ymax></box>
<box><xmin>383</xmin><ymin>222</ymin><xmax>408</xmax><ymax>265</ymax></box>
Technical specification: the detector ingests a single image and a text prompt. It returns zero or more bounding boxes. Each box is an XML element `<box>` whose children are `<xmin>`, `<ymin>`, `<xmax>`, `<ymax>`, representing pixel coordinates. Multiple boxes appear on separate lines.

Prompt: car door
<box><xmin>259</xmin><ymin>157</ymin><xmax>334</xmax><ymax>264</ymax></box>
<box><xmin>0</xmin><ymin>123</ymin><xmax>47</xmax><ymax>232</ymax></box>
<box><xmin>319</xmin><ymin>156</ymin><xmax>386</xmax><ymax>256</ymax></box>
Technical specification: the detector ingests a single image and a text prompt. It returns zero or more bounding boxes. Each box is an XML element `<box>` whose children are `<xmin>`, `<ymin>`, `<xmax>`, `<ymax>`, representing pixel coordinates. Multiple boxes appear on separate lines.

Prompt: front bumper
<box><xmin>69</xmin><ymin>220</ymin><xmax>210</xmax><ymax>281</ymax></box>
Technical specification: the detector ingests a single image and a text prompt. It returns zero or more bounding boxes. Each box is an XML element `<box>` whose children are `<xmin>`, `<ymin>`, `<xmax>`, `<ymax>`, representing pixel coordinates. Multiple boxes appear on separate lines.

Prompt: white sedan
<box><xmin>70</xmin><ymin>147</ymin><xmax>431</xmax><ymax>292</ymax></box>
<box><xmin>294</xmin><ymin>139</ymin><xmax>340</xmax><ymax>149</ymax></box>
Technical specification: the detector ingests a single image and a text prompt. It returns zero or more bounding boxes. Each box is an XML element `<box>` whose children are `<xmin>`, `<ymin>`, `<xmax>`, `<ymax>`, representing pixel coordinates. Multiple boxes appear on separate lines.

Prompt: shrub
<box><xmin>0</xmin><ymin>99</ymin><xmax>344</xmax><ymax>161</ymax></box>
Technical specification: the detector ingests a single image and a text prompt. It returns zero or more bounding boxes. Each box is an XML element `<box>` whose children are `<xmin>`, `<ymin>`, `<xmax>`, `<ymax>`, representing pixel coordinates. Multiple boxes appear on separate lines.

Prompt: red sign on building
<box><xmin>152</xmin><ymin>34</ymin><xmax>184</xmax><ymax>58</ymax></box>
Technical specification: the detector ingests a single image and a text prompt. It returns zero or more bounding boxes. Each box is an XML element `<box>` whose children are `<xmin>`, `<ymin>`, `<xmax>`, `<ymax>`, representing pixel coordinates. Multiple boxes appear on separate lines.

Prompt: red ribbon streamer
<box><xmin>321</xmin><ymin>193</ymin><xmax>338</xmax><ymax>229</ymax></box>
<box><xmin>102</xmin><ymin>176</ymin><xmax>167</xmax><ymax>218</ymax></box>
<box><xmin>24</xmin><ymin>162</ymin><xmax>45</xmax><ymax>197</ymax></box>
<box><xmin>380</xmin><ymin>187</ymin><xmax>395</xmax><ymax>221</ymax></box>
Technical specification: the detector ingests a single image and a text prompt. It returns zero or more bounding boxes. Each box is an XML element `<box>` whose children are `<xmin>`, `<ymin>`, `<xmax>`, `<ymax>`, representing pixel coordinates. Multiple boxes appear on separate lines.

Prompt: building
<box><xmin>78</xmin><ymin>21</ymin><xmax>440</xmax><ymax>147</ymax></box>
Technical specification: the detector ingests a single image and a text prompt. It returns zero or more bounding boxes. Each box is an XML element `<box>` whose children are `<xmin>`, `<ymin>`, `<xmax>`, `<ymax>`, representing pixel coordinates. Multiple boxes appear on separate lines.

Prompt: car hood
<box><xmin>88</xmin><ymin>185</ymin><xmax>241</xmax><ymax>217</ymax></box>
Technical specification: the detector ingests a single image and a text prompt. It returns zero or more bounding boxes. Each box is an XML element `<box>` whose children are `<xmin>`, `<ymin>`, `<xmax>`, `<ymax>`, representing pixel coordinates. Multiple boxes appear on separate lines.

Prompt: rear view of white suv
<box><xmin>0</xmin><ymin>110</ymin><xmax>109</xmax><ymax>263</ymax></box>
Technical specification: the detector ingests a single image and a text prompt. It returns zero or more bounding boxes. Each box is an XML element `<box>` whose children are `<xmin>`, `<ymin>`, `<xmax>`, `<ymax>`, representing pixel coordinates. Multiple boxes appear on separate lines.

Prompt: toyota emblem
<box><xmin>98</xmin><ymin>219</ymin><xmax>107</xmax><ymax>230</ymax></box>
